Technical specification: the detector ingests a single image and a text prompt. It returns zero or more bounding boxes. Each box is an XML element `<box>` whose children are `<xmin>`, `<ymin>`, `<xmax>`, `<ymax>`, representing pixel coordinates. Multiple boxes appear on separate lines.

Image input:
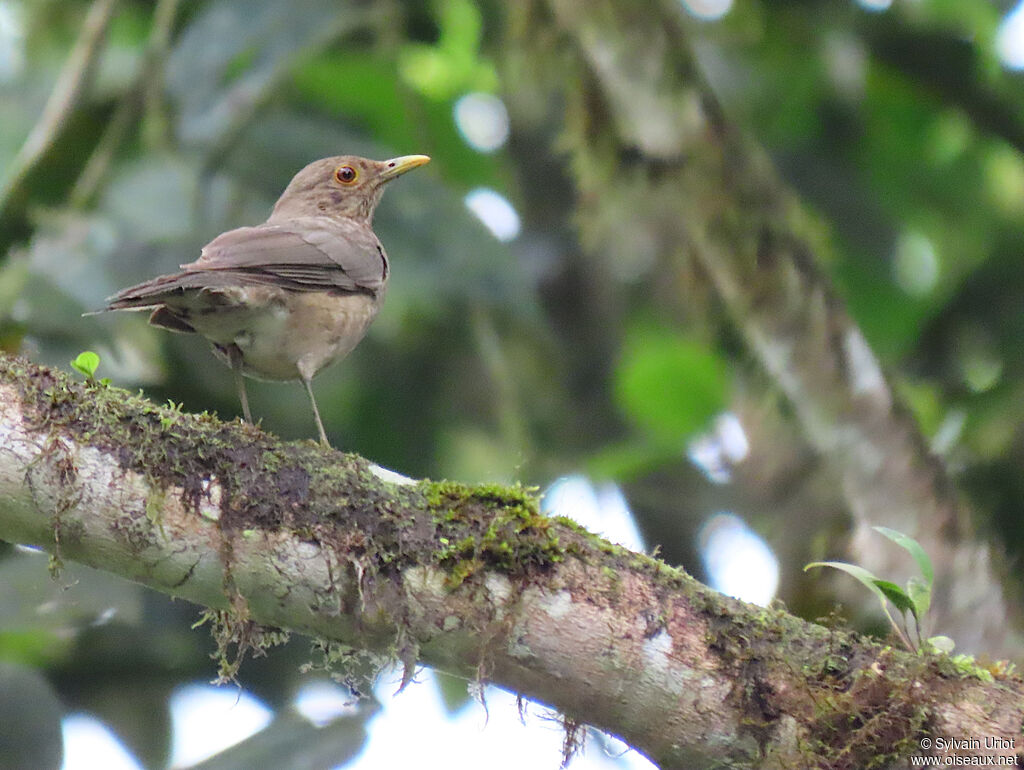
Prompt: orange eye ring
<box><xmin>334</xmin><ymin>165</ymin><xmax>358</xmax><ymax>185</ymax></box>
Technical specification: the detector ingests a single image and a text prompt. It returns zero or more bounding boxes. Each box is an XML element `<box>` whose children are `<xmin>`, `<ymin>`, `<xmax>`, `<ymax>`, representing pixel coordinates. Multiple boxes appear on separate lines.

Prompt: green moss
<box><xmin>0</xmin><ymin>354</ymin><xmax>336</xmax><ymax>536</ymax></box>
<box><xmin>145</xmin><ymin>487</ymin><xmax>167</xmax><ymax>536</ymax></box>
<box><xmin>933</xmin><ymin>651</ymin><xmax>997</xmax><ymax>683</ymax></box>
<box><xmin>802</xmin><ymin>658</ymin><xmax>932</xmax><ymax>769</ymax></box>
<box><xmin>418</xmin><ymin>479</ymin><xmax>564</xmax><ymax>586</ymax></box>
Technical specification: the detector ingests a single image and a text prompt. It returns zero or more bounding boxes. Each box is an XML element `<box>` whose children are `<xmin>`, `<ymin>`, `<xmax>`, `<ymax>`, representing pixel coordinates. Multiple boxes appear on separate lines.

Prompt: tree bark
<box><xmin>0</xmin><ymin>354</ymin><xmax>1020</xmax><ymax>769</ymax></box>
<box><xmin>498</xmin><ymin>0</ymin><xmax>1022</xmax><ymax>656</ymax></box>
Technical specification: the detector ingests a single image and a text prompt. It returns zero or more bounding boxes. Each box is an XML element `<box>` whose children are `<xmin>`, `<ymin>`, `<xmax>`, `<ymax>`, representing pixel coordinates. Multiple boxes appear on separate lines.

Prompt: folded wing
<box><xmin>186</xmin><ymin>217</ymin><xmax>388</xmax><ymax>293</ymax></box>
<box><xmin>104</xmin><ymin>217</ymin><xmax>389</xmax><ymax>314</ymax></box>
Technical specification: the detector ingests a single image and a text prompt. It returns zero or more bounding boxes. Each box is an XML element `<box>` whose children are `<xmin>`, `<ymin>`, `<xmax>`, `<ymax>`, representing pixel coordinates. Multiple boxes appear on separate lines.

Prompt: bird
<box><xmin>102</xmin><ymin>154</ymin><xmax>430</xmax><ymax>446</ymax></box>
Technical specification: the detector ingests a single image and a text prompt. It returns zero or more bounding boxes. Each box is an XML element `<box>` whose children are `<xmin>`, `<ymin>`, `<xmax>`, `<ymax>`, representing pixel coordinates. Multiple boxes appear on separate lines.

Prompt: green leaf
<box><xmin>396</xmin><ymin>0</ymin><xmax>497</xmax><ymax>99</ymax></box>
<box><xmin>872</xmin><ymin>526</ymin><xmax>934</xmax><ymax>584</ymax></box>
<box><xmin>70</xmin><ymin>351</ymin><xmax>100</xmax><ymax>379</ymax></box>
<box><xmin>805</xmin><ymin>562</ymin><xmax>917</xmax><ymax>644</ymax></box>
<box><xmin>613</xmin><ymin>331</ymin><xmax>728</xmax><ymax>442</ymax></box>
<box><xmin>906</xmin><ymin>575</ymin><xmax>931</xmax><ymax>622</ymax></box>
<box><xmin>872</xmin><ymin>579</ymin><xmax>916</xmax><ymax>618</ymax></box>
<box><xmin>926</xmin><ymin>635</ymin><xmax>955</xmax><ymax>654</ymax></box>
<box><xmin>804</xmin><ymin>561</ymin><xmax>887</xmax><ymax>604</ymax></box>
<box><xmin>0</xmin><ymin>630</ymin><xmax>69</xmax><ymax>667</ymax></box>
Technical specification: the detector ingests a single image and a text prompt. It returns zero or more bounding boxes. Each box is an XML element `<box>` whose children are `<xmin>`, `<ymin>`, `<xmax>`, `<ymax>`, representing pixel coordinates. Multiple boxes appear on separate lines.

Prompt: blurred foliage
<box><xmin>3</xmin><ymin>0</ymin><xmax>1024</xmax><ymax>767</ymax></box>
<box><xmin>613</xmin><ymin>324</ymin><xmax>727</xmax><ymax>443</ymax></box>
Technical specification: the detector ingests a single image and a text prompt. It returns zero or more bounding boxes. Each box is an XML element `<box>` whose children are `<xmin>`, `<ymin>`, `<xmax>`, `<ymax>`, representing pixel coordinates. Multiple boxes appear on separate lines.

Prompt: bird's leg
<box><xmin>301</xmin><ymin>375</ymin><xmax>329</xmax><ymax>447</ymax></box>
<box><xmin>227</xmin><ymin>345</ymin><xmax>253</xmax><ymax>423</ymax></box>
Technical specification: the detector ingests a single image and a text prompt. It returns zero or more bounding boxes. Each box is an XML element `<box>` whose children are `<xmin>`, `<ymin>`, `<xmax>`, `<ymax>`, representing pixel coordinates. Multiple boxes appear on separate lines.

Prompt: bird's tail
<box><xmin>82</xmin><ymin>272</ymin><xmax>192</xmax><ymax>321</ymax></box>
<box><xmin>84</xmin><ymin>272</ymin><xmax>200</xmax><ymax>333</ymax></box>
<box><xmin>101</xmin><ymin>272</ymin><xmax>194</xmax><ymax>311</ymax></box>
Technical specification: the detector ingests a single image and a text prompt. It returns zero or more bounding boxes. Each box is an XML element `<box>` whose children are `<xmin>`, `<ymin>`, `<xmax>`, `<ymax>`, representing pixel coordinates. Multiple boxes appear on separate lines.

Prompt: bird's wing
<box><xmin>102</xmin><ymin>269</ymin><xmax>303</xmax><ymax>310</ymax></box>
<box><xmin>185</xmin><ymin>218</ymin><xmax>388</xmax><ymax>292</ymax></box>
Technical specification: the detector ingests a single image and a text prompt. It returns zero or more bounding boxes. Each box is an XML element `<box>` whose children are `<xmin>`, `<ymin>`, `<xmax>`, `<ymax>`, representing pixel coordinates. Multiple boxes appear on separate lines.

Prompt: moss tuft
<box><xmin>419</xmin><ymin>479</ymin><xmax>563</xmax><ymax>586</ymax></box>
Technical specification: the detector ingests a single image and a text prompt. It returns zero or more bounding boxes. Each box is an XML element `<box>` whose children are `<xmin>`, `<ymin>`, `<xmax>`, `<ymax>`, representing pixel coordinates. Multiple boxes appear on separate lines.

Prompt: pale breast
<box><xmin>185</xmin><ymin>288</ymin><xmax>380</xmax><ymax>382</ymax></box>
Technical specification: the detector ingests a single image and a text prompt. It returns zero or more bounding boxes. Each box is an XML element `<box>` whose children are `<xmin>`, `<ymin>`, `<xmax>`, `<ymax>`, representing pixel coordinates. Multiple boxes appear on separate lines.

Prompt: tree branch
<box><xmin>862</xmin><ymin>14</ymin><xmax>1024</xmax><ymax>158</ymax></box>
<box><xmin>505</xmin><ymin>0</ymin><xmax>1021</xmax><ymax>656</ymax></box>
<box><xmin>0</xmin><ymin>0</ymin><xmax>120</xmax><ymax>216</ymax></box>
<box><xmin>0</xmin><ymin>353</ymin><xmax>1020</xmax><ymax>768</ymax></box>
<box><xmin>71</xmin><ymin>0</ymin><xmax>184</xmax><ymax>208</ymax></box>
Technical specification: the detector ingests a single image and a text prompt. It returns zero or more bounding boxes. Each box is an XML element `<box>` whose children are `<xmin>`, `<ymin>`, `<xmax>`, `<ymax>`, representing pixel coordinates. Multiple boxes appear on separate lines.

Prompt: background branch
<box><xmin>502</xmin><ymin>0</ymin><xmax>1021</xmax><ymax>655</ymax></box>
<box><xmin>70</xmin><ymin>0</ymin><xmax>184</xmax><ymax>208</ymax></box>
<box><xmin>0</xmin><ymin>0</ymin><xmax>120</xmax><ymax>217</ymax></box>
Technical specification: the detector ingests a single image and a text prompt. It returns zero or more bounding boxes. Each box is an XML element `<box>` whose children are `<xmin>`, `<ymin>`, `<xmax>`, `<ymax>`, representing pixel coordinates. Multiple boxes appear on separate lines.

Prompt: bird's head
<box><xmin>269</xmin><ymin>154</ymin><xmax>430</xmax><ymax>223</ymax></box>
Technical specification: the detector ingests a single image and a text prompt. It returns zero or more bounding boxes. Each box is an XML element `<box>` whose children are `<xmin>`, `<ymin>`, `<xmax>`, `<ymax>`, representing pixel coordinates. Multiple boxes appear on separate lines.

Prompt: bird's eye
<box><xmin>334</xmin><ymin>165</ymin><xmax>358</xmax><ymax>185</ymax></box>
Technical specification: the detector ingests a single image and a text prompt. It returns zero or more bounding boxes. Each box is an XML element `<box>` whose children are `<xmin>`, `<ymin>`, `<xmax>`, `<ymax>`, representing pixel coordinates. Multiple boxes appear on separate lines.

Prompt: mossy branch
<box><xmin>0</xmin><ymin>353</ymin><xmax>1021</xmax><ymax>768</ymax></box>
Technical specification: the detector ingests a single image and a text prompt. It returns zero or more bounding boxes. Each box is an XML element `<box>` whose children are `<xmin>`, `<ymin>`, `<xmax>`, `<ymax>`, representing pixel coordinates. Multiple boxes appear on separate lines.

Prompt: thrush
<box><xmin>102</xmin><ymin>154</ymin><xmax>430</xmax><ymax>446</ymax></box>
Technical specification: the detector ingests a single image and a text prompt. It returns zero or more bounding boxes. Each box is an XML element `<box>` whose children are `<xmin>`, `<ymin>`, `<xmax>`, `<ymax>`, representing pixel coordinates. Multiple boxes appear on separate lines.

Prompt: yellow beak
<box><xmin>379</xmin><ymin>154</ymin><xmax>431</xmax><ymax>181</ymax></box>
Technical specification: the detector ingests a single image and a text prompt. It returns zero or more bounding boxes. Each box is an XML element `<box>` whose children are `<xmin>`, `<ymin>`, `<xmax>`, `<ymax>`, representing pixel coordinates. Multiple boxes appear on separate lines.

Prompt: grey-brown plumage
<box><xmin>103</xmin><ymin>154</ymin><xmax>430</xmax><ymax>445</ymax></box>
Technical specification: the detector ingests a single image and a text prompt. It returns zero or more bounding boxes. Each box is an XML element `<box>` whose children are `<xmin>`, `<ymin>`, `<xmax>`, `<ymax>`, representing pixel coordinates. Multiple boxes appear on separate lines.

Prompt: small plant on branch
<box><xmin>70</xmin><ymin>350</ymin><xmax>110</xmax><ymax>386</ymax></box>
<box><xmin>805</xmin><ymin>526</ymin><xmax>947</xmax><ymax>654</ymax></box>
